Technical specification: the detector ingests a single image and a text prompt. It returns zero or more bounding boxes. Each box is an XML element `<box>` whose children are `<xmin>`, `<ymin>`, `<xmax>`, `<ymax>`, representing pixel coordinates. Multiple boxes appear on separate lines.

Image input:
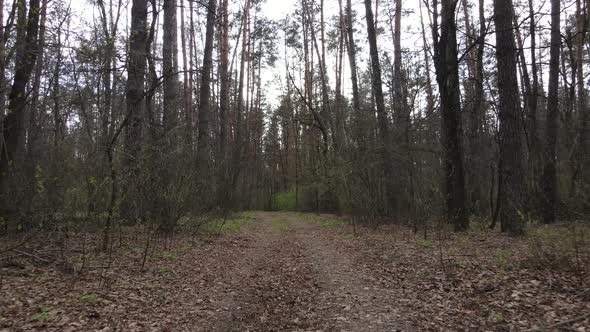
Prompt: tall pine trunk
<box><xmin>364</xmin><ymin>0</ymin><xmax>394</xmax><ymax>215</ymax></box>
<box><xmin>542</xmin><ymin>0</ymin><xmax>561</xmax><ymax>224</ymax></box>
<box><xmin>163</xmin><ymin>0</ymin><xmax>179</xmax><ymax>145</ymax></box>
<box><xmin>433</xmin><ymin>0</ymin><xmax>468</xmax><ymax>231</ymax></box>
<box><xmin>493</xmin><ymin>0</ymin><xmax>526</xmax><ymax>235</ymax></box>
<box><xmin>122</xmin><ymin>0</ymin><xmax>148</xmax><ymax>221</ymax></box>
<box><xmin>196</xmin><ymin>0</ymin><xmax>217</xmax><ymax>206</ymax></box>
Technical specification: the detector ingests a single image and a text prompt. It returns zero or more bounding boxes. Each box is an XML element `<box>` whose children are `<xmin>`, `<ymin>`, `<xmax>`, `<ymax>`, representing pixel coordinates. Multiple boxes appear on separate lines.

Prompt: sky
<box><xmin>256</xmin><ymin>0</ymin><xmax>427</xmax><ymax>107</ymax></box>
<box><xmin>62</xmin><ymin>0</ymin><xmax>564</xmax><ymax>111</ymax></box>
<box><xmin>254</xmin><ymin>0</ymin><xmax>562</xmax><ymax>110</ymax></box>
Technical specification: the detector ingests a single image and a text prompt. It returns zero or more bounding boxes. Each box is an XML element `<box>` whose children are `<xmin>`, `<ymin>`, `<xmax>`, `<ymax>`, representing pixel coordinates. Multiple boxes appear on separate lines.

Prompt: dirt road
<box><xmin>3</xmin><ymin>212</ymin><xmax>589</xmax><ymax>331</ymax></box>
<box><xmin>204</xmin><ymin>212</ymin><xmax>405</xmax><ymax>332</ymax></box>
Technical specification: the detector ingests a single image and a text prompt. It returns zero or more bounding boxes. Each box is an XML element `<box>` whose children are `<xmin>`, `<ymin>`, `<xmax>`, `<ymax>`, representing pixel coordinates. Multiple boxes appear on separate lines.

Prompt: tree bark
<box><xmin>345</xmin><ymin>0</ymin><xmax>361</xmax><ymax>138</ymax></box>
<box><xmin>122</xmin><ymin>0</ymin><xmax>149</xmax><ymax>220</ymax></box>
<box><xmin>574</xmin><ymin>0</ymin><xmax>588</xmax><ymax>198</ymax></box>
<box><xmin>196</xmin><ymin>0</ymin><xmax>217</xmax><ymax>198</ymax></box>
<box><xmin>541</xmin><ymin>0</ymin><xmax>561</xmax><ymax>224</ymax></box>
<box><xmin>433</xmin><ymin>0</ymin><xmax>469</xmax><ymax>231</ymax></box>
<box><xmin>493</xmin><ymin>0</ymin><xmax>527</xmax><ymax>235</ymax></box>
<box><xmin>180</xmin><ymin>0</ymin><xmax>192</xmax><ymax>150</ymax></box>
<box><xmin>0</xmin><ymin>0</ymin><xmax>41</xmax><ymax>218</ymax></box>
<box><xmin>364</xmin><ymin>0</ymin><xmax>394</xmax><ymax>215</ymax></box>
<box><xmin>217</xmin><ymin>0</ymin><xmax>230</xmax><ymax>209</ymax></box>
<box><xmin>163</xmin><ymin>0</ymin><xmax>179</xmax><ymax>145</ymax></box>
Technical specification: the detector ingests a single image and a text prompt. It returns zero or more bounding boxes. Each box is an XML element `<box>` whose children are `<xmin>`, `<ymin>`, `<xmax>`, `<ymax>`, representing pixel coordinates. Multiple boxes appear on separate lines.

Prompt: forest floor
<box><xmin>1</xmin><ymin>211</ymin><xmax>589</xmax><ymax>331</ymax></box>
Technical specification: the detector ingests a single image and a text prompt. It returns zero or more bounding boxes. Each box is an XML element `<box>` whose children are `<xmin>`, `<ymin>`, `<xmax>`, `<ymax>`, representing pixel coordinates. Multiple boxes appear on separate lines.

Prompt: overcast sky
<box><xmin>64</xmin><ymin>0</ymin><xmax>564</xmax><ymax>110</ymax></box>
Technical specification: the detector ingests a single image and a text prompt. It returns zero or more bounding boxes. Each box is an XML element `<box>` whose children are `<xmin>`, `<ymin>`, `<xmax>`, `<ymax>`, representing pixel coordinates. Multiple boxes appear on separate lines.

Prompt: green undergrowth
<box><xmin>524</xmin><ymin>223</ymin><xmax>589</xmax><ymax>274</ymax></box>
<box><xmin>320</xmin><ymin>217</ymin><xmax>347</xmax><ymax>228</ymax></box>
<box><xmin>303</xmin><ymin>214</ymin><xmax>348</xmax><ymax>228</ymax></box>
<box><xmin>158</xmin><ymin>251</ymin><xmax>178</xmax><ymax>260</ymax></box>
<box><xmin>271</xmin><ymin>191</ymin><xmax>297</xmax><ymax>211</ymax></box>
<box><xmin>270</xmin><ymin>218</ymin><xmax>291</xmax><ymax>232</ymax></box>
<box><xmin>143</xmin><ymin>282</ymin><xmax>161</xmax><ymax>290</ymax></box>
<box><xmin>79</xmin><ymin>294</ymin><xmax>98</xmax><ymax>304</ymax></box>
<box><xmin>416</xmin><ymin>238</ymin><xmax>434</xmax><ymax>249</ymax></box>
<box><xmin>31</xmin><ymin>306</ymin><xmax>50</xmax><ymax>322</ymax></box>
<box><xmin>205</xmin><ymin>212</ymin><xmax>255</xmax><ymax>234</ymax></box>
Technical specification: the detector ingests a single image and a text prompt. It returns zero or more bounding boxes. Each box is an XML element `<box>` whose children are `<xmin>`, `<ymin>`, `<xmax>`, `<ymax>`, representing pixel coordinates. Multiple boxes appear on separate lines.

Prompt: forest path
<box><xmin>3</xmin><ymin>211</ymin><xmax>589</xmax><ymax>331</ymax></box>
<box><xmin>206</xmin><ymin>211</ymin><xmax>405</xmax><ymax>332</ymax></box>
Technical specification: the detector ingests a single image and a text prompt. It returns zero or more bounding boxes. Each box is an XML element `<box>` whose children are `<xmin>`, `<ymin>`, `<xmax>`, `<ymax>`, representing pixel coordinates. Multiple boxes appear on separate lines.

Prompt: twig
<box><xmin>0</xmin><ymin>230</ymin><xmax>41</xmax><ymax>254</ymax></box>
<box><xmin>526</xmin><ymin>313</ymin><xmax>590</xmax><ymax>332</ymax></box>
<box><xmin>11</xmin><ymin>249</ymin><xmax>50</xmax><ymax>263</ymax></box>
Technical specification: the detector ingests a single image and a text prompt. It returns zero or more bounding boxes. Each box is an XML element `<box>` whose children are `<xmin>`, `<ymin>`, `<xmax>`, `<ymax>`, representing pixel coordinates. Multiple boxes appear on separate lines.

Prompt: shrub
<box><xmin>524</xmin><ymin>224</ymin><xmax>589</xmax><ymax>275</ymax></box>
<box><xmin>272</xmin><ymin>191</ymin><xmax>297</xmax><ymax>211</ymax></box>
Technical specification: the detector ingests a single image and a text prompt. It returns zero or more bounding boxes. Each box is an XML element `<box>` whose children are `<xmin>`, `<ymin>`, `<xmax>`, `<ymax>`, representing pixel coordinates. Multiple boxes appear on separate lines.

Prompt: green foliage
<box><xmin>35</xmin><ymin>164</ymin><xmax>45</xmax><ymax>194</ymax></box>
<box><xmin>529</xmin><ymin>226</ymin><xmax>561</xmax><ymax>240</ymax></box>
<box><xmin>319</xmin><ymin>217</ymin><xmax>346</xmax><ymax>228</ymax></box>
<box><xmin>206</xmin><ymin>215</ymin><xmax>252</xmax><ymax>233</ymax></box>
<box><xmin>494</xmin><ymin>248</ymin><xmax>513</xmax><ymax>269</ymax></box>
<box><xmin>158</xmin><ymin>266</ymin><xmax>171</xmax><ymax>273</ymax></box>
<box><xmin>158</xmin><ymin>251</ymin><xmax>177</xmax><ymax>260</ymax></box>
<box><xmin>143</xmin><ymin>282</ymin><xmax>161</xmax><ymax>290</ymax></box>
<box><xmin>525</xmin><ymin>224</ymin><xmax>589</xmax><ymax>273</ymax></box>
<box><xmin>240</xmin><ymin>211</ymin><xmax>257</xmax><ymax>219</ymax></box>
<box><xmin>31</xmin><ymin>306</ymin><xmax>50</xmax><ymax>322</ymax></box>
<box><xmin>492</xmin><ymin>313</ymin><xmax>506</xmax><ymax>324</ymax></box>
<box><xmin>270</xmin><ymin>218</ymin><xmax>291</xmax><ymax>232</ymax></box>
<box><xmin>79</xmin><ymin>294</ymin><xmax>98</xmax><ymax>304</ymax></box>
<box><xmin>272</xmin><ymin>191</ymin><xmax>297</xmax><ymax>211</ymax></box>
<box><xmin>88</xmin><ymin>177</ymin><xmax>97</xmax><ymax>186</ymax></box>
<box><xmin>416</xmin><ymin>238</ymin><xmax>434</xmax><ymax>249</ymax></box>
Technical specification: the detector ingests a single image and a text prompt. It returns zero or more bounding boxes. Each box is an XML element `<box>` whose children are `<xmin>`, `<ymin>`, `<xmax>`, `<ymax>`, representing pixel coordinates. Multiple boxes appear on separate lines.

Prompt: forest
<box><xmin>0</xmin><ymin>0</ymin><xmax>589</xmax><ymax>330</ymax></box>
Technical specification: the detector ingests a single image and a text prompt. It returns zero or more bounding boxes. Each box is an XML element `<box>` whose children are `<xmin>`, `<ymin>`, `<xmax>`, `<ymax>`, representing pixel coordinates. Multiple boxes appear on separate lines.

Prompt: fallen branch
<box><xmin>526</xmin><ymin>313</ymin><xmax>590</xmax><ymax>332</ymax></box>
<box><xmin>11</xmin><ymin>249</ymin><xmax>51</xmax><ymax>263</ymax></box>
<box><xmin>0</xmin><ymin>230</ymin><xmax>41</xmax><ymax>254</ymax></box>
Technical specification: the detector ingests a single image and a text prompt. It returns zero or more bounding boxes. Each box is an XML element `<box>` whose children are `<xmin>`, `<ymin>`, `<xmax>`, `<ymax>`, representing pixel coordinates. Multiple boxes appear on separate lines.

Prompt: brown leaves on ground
<box><xmin>0</xmin><ymin>212</ymin><xmax>588</xmax><ymax>331</ymax></box>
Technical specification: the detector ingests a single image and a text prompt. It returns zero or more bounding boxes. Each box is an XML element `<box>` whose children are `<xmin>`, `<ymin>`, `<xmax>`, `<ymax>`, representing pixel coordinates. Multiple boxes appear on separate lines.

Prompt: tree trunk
<box><xmin>231</xmin><ymin>0</ymin><xmax>250</xmax><ymax>204</ymax></box>
<box><xmin>196</xmin><ymin>0</ymin><xmax>217</xmax><ymax>201</ymax></box>
<box><xmin>493</xmin><ymin>0</ymin><xmax>526</xmax><ymax>235</ymax></box>
<box><xmin>217</xmin><ymin>0</ymin><xmax>230</xmax><ymax>209</ymax></box>
<box><xmin>180</xmin><ymin>0</ymin><xmax>192</xmax><ymax>150</ymax></box>
<box><xmin>364</xmin><ymin>0</ymin><xmax>394</xmax><ymax>215</ymax></box>
<box><xmin>541</xmin><ymin>0</ymin><xmax>561</xmax><ymax>224</ymax></box>
<box><xmin>345</xmin><ymin>0</ymin><xmax>361</xmax><ymax>142</ymax></box>
<box><xmin>574</xmin><ymin>0</ymin><xmax>588</xmax><ymax>200</ymax></box>
<box><xmin>0</xmin><ymin>0</ymin><xmax>41</xmax><ymax>219</ymax></box>
<box><xmin>433</xmin><ymin>0</ymin><xmax>469</xmax><ymax>231</ymax></box>
<box><xmin>122</xmin><ymin>0</ymin><xmax>148</xmax><ymax>220</ymax></box>
<box><xmin>163</xmin><ymin>0</ymin><xmax>179</xmax><ymax>145</ymax></box>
